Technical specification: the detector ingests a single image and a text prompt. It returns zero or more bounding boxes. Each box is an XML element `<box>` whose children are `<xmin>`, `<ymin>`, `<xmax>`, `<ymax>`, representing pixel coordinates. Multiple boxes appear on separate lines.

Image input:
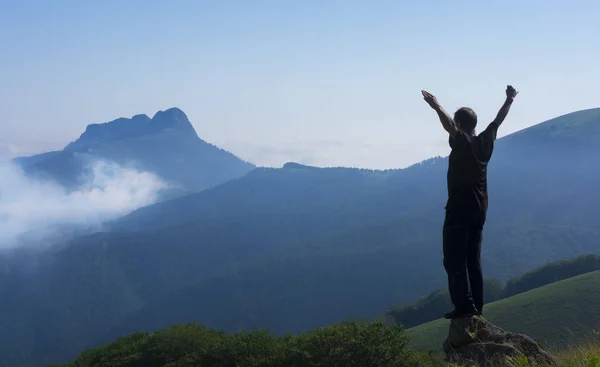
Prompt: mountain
<box><xmin>406</xmin><ymin>270</ymin><xmax>600</xmax><ymax>351</ymax></box>
<box><xmin>2</xmin><ymin>108</ymin><xmax>600</xmax><ymax>367</ymax></box>
<box><xmin>13</xmin><ymin>107</ymin><xmax>255</xmax><ymax>197</ymax></box>
<box><xmin>113</xmin><ymin>107</ymin><xmax>600</xmax><ymax>232</ymax></box>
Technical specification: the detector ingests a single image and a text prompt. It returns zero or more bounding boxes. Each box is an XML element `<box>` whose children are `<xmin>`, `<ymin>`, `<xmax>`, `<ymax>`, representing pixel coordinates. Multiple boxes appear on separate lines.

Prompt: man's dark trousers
<box><xmin>443</xmin><ymin>206</ymin><xmax>486</xmax><ymax>313</ymax></box>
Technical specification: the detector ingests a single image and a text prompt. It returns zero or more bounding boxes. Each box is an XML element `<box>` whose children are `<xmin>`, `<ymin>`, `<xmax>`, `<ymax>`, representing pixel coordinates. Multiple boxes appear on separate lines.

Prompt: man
<box><xmin>421</xmin><ymin>85</ymin><xmax>518</xmax><ymax>319</ymax></box>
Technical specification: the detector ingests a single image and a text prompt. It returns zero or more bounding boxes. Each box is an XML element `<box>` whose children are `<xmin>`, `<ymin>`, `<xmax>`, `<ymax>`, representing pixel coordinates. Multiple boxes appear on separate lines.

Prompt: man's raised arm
<box><xmin>421</xmin><ymin>90</ymin><xmax>458</xmax><ymax>137</ymax></box>
<box><xmin>491</xmin><ymin>85</ymin><xmax>518</xmax><ymax>128</ymax></box>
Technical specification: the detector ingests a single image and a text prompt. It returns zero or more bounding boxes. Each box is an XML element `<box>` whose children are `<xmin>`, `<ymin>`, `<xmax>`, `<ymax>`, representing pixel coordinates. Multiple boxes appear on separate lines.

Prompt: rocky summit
<box><xmin>65</xmin><ymin>107</ymin><xmax>196</xmax><ymax>152</ymax></box>
<box><xmin>443</xmin><ymin>316</ymin><xmax>558</xmax><ymax>366</ymax></box>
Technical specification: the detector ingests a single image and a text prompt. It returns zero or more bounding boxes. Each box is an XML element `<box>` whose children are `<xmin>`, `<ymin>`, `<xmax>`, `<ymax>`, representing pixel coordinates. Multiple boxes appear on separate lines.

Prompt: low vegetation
<box><xmin>53</xmin><ymin>323</ymin><xmax>600</xmax><ymax>367</ymax></box>
<box><xmin>556</xmin><ymin>332</ymin><xmax>600</xmax><ymax>367</ymax></box>
<box><xmin>51</xmin><ymin>321</ymin><xmax>439</xmax><ymax>367</ymax></box>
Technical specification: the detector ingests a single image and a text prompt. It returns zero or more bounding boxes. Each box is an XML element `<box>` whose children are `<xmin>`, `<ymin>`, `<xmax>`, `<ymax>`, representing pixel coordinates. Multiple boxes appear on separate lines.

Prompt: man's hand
<box><xmin>421</xmin><ymin>90</ymin><xmax>457</xmax><ymax>136</ymax></box>
<box><xmin>422</xmin><ymin>90</ymin><xmax>440</xmax><ymax>110</ymax></box>
<box><xmin>491</xmin><ymin>85</ymin><xmax>518</xmax><ymax>128</ymax></box>
<box><xmin>506</xmin><ymin>85</ymin><xmax>518</xmax><ymax>100</ymax></box>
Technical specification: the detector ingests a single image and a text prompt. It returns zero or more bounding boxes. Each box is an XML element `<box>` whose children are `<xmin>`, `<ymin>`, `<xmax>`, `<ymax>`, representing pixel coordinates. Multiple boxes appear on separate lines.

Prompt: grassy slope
<box><xmin>407</xmin><ymin>270</ymin><xmax>600</xmax><ymax>352</ymax></box>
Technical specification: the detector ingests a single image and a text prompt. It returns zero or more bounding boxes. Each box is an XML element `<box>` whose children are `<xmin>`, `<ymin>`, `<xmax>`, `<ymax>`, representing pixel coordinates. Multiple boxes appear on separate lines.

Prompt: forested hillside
<box><xmin>1</xmin><ymin>108</ymin><xmax>600</xmax><ymax>367</ymax></box>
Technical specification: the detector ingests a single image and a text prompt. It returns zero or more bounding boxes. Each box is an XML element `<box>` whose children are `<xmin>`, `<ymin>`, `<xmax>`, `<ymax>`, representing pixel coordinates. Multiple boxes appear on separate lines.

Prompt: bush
<box><xmin>57</xmin><ymin>321</ymin><xmax>432</xmax><ymax>367</ymax></box>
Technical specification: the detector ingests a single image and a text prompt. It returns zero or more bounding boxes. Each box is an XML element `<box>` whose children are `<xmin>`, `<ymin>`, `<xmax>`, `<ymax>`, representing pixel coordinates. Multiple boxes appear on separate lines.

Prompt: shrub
<box><xmin>58</xmin><ymin>320</ymin><xmax>432</xmax><ymax>367</ymax></box>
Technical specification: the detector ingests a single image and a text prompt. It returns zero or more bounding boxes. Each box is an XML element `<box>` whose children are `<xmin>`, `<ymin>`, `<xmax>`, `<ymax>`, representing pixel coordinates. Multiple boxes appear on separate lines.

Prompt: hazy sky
<box><xmin>1</xmin><ymin>0</ymin><xmax>599</xmax><ymax>169</ymax></box>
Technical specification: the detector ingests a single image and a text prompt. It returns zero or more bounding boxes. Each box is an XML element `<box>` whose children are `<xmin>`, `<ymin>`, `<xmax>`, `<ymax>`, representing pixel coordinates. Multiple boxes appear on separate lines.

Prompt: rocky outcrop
<box><xmin>66</xmin><ymin>107</ymin><xmax>197</xmax><ymax>152</ymax></box>
<box><xmin>443</xmin><ymin>316</ymin><xmax>558</xmax><ymax>366</ymax></box>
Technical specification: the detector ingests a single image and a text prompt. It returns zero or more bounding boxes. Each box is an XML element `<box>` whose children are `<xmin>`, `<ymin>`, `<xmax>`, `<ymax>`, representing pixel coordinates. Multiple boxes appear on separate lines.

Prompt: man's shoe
<box><xmin>443</xmin><ymin>309</ymin><xmax>477</xmax><ymax>319</ymax></box>
<box><xmin>475</xmin><ymin>306</ymin><xmax>483</xmax><ymax>316</ymax></box>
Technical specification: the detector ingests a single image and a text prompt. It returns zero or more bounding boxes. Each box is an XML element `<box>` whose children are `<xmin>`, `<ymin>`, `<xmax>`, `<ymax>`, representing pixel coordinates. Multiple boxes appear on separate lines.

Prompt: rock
<box><xmin>66</xmin><ymin>107</ymin><xmax>196</xmax><ymax>152</ymax></box>
<box><xmin>443</xmin><ymin>316</ymin><xmax>558</xmax><ymax>366</ymax></box>
<box><xmin>150</xmin><ymin>107</ymin><xmax>196</xmax><ymax>134</ymax></box>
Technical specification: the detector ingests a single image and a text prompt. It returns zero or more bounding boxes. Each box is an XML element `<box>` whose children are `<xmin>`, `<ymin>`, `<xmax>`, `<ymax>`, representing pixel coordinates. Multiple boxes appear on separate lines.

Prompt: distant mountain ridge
<box><xmin>13</xmin><ymin>107</ymin><xmax>255</xmax><ymax>197</ymax></box>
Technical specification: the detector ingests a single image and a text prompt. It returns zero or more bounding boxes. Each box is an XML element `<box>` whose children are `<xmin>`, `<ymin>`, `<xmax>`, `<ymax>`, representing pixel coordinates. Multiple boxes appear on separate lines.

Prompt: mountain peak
<box><xmin>65</xmin><ymin>108</ymin><xmax>197</xmax><ymax>151</ymax></box>
<box><xmin>150</xmin><ymin>107</ymin><xmax>196</xmax><ymax>134</ymax></box>
<box><xmin>152</xmin><ymin>107</ymin><xmax>188</xmax><ymax>121</ymax></box>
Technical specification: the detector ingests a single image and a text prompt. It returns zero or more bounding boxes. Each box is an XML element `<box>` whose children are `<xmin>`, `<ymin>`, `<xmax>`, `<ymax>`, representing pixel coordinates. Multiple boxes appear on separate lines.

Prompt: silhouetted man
<box><xmin>421</xmin><ymin>85</ymin><xmax>518</xmax><ymax>319</ymax></box>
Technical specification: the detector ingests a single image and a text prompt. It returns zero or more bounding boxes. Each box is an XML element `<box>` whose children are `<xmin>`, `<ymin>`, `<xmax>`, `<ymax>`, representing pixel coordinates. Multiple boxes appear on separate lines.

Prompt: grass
<box><xmin>557</xmin><ymin>335</ymin><xmax>600</xmax><ymax>367</ymax></box>
<box><xmin>407</xmin><ymin>270</ymin><xmax>600</xmax><ymax>353</ymax></box>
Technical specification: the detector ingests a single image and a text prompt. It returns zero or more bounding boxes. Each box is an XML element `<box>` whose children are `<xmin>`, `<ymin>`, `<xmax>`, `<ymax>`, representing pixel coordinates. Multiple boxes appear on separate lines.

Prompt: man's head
<box><xmin>454</xmin><ymin>107</ymin><xmax>477</xmax><ymax>134</ymax></box>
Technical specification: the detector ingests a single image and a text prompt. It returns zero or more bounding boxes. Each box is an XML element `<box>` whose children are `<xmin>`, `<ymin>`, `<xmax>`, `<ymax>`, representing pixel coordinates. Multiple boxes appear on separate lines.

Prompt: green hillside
<box><xmin>385</xmin><ymin>254</ymin><xmax>600</xmax><ymax>329</ymax></box>
<box><xmin>407</xmin><ymin>270</ymin><xmax>600</xmax><ymax>351</ymax></box>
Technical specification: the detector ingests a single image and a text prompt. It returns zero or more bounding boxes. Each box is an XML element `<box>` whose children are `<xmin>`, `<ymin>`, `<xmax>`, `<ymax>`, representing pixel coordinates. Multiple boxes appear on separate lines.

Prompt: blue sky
<box><xmin>1</xmin><ymin>0</ymin><xmax>599</xmax><ymax>169</ymax></box>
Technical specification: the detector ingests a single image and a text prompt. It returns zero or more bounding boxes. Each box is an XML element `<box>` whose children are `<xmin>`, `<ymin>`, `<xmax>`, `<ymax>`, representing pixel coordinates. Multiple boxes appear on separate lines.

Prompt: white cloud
<box><xmin>0</xmin><ymin>160</ymin><xmax>167</xmax><ymax>249</ymax></box>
